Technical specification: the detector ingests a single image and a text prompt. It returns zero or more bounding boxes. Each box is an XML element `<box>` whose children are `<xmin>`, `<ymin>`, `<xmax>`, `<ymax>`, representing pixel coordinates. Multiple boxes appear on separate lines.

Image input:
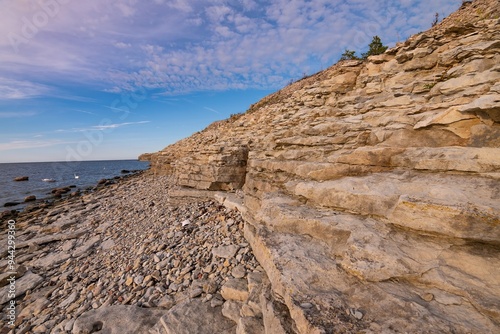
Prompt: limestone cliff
<box><xmin>147</xmin><ymin>0</ymin><xmax>500</xmax><ymax>332</ymax></box>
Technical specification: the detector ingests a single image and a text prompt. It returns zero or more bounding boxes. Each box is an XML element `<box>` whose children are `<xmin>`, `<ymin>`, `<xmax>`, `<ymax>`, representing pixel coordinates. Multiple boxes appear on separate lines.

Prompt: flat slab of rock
<box><xmin>213</xmin><ymin>245</ymin><xmax>240</xmax><ymax>259</ymax></box>
<box><xmin>0</xmin><ymin>265</ymin><xmax>27</xmax><ymax>287</ymax></box>
<box><xmin>72</xmin><ymin>235</ymin><xmax>101</xmax><ymax>257</ymax></box>
<box><xmin>0</xmin><ymin>272</ymin><xmax>43</xmax><ymax>305</ymax></box>
<box><xmin>31</xmin><ymin>252</ymin><xmax>71</xmax><ymax>269</ymax></box>
<box><xmin>16</xmin><ymin>231</ymin><xmax>86</xmax><ymax>249</ymax></box>
<box><xmin>101</xmin><ymin>238</ymin><xmax>116</xmax><ymax>250</ymax></box>
<box><xmin>153</xmin><ymin>299</ymin><xmax>236</xmax><ymax>334</ymax></box>
<box><xmin>221</xmin><ymin>278</ymin><xmax>249</xmax><ymax>302</ymax></box>
<box><xmin>72</xmin><ymin>305</ymin><xmax>165</xmax><ymax>334</ymax></box>
<box><xmin>19</xmin><ymin>297</ymin><xmax>50</xmax><ymax>318</ymax></box>
<box><xmin>40</xmin><ymin>217</ymin><xmax>79</xmax><ymax>233</ymax></box>
<box><xmin>236</xmin><ymin>317</ymin><xmax>265</xmax><ymax>334</ymax></box>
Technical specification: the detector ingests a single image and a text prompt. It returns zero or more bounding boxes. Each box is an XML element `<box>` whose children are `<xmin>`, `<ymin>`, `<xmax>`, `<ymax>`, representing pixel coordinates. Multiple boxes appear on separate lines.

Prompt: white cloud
<box><xmin>204</xmin><ymin>107</ymin><xmax>220</xmax><ymax>114</ymax></box>
<box><xmin>91</xmin><ymin>121</ymin><xmax>150</xmax><ymax>130</ymax></box>
<box><xmin>0</xmin><ymin>78</ymin><xmax>49</xmax><ymax>99</ymax></box>
<box><xmin>0</xmin><ymin>0</ymin><xmax>460</xmax><ymax>97</ymax></box>
<box><xmin>115</xmin><ymin>3</ymin><xmax>136</xmax><ymax>18</ymax></box>
<box><xmin>72</xmin><ymin>109</ymin><xmax>97</xmax><ymax>115</ymax></box>
<box><xmin>164</xmin><ymin>0</ymin><xmax>194</xmax><ymax>13</ymax></box>
<box><xmin>55</xmin><ymin>121</ymin><xmax>151</xmax><ymax>133</ymax></box>
<box><xmin>114</xmin><ymin>42</ymin><xmax>132</xmax><ymax>49</ymax></box>
<box><xmin>206</xmin><ymin>5</ymin><xmax>233</xmax><ymax>23</ymax></box>
<box><xmin>0</xmin><ymin>139</ymin><xmax>69</xmax><ymax>151</ymax></box>
<box><xmin>0</xmin><ymin>111</ymin><xmax>38</xmax><ymax>118</ymax></box>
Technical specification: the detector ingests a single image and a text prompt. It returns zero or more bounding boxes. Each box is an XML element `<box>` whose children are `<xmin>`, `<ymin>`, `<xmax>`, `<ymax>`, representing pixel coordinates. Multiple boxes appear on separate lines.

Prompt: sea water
<box><xmin>0</xmin><ymin>160</ymin><xmax>149</xmax><ymax>208</ymax></box>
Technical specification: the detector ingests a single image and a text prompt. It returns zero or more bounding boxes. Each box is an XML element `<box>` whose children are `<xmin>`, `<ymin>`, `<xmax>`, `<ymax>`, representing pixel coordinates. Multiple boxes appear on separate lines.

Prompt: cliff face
<box><xmin>148</xmin><ymin>0</ymin><xmax>500</xmax><ymax>332</ymax></box>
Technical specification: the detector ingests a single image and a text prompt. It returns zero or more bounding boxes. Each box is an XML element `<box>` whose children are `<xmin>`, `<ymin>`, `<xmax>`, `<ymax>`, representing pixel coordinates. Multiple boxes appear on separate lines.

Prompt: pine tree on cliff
<box><xmin>362</xmin><ymin>36</ymin><xmax>388</xmax><ymax>59</ymax></box>
<box><xmin>339</xmin><ymin>49</ymin><xmax>359</xmax><ymax>61</ymax></box>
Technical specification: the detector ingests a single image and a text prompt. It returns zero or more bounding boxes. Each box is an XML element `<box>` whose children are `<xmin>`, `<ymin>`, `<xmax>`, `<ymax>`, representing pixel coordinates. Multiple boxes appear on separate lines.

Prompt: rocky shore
<box><xmin>2</xmin><ymin>1</ymin><xmax>499</xmax><ymax>333</ymax></box>
<box><xmin>1</xmin><ymin>173</ymin><xmax>301</xmax><ymax>334</ymax></box>
<box><xmin>142</xmin><ymin>1</ymin><xmax>500</xmax><ymax>332</ymax></box>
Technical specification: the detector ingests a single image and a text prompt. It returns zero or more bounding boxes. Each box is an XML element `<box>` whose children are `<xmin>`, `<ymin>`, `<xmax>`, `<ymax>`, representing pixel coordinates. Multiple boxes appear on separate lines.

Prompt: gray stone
<box><xmin>221</xmin><ymin>279</ymin><xmax>249</xmax><ymax>302</ymax></box>
<box><xmin>101</xmin><ymin>239</ymin><xmax>116</xmax><ymax>250</ymax></box>
<box><xmin>236</xmin><ymin>317</ymin><xmax>265</xmax><ymax>334</ymax></box>
<box><xmin>72</xmin><ymin>305</ymin><xmax>164</xmax><ymax>334</ymax></box>
<box><xmin>246</xmin><ymin>272</ymin><xmax>263</xmax><ymax>292</ymax></box>
<box><xmin>190</xmin><ymin>287</ymin><xmax>203</xmax><ymax>298</ymax></box>
<box><xmin>0</xmin><ymin>265</ymin><xmax>27</xmax><ymax>287</ymax></box>
<box><xmin>213</xmin><ymin>245</ymin><xmax>240</xmax><ymax>259</ymax></box>
<box><xmin>231</xmin><ymin>265</ymin><xmax>246</xmax><ymax>279</ymax></box>
<box><xmin>0</xmin><ymin>272</ymin><xmax>43</xmax><ymax>305</ymax></box>
<box><xmin>31</xmin><ymin>252</ymin><xmax>71</xmax><ymax>269</ymax></box>
<box><xmin>211</xmin><ymin>294</ymin><xmax>225</xmax><ymax>308</ymax></box>
<box><xmin>59</xmin><ymin>291</ymin><xmax>78</xmax><ymax>308</ymax></box>
<box><xmin>16</xmin><ymin>232</ymin><xmax>84</xmax><ymax>249</ymax></box>
<box><xmin>222</xmin><ymin>300</ymin><xmax>243</xmax><ymax>323</ymax></box>
<box><xmin>134</xmin><ymin>275</ymin><xmax>144</xmax><ymax>285</ymax></box>
<box><xmin>65</xmin><ymin>319</ymin><xmax>76</xmax><ymax>332</ymax></box>
<box><xmin>261</xmin><ymin>296</ymin><xmax>288</xmax><ymax>334</ymax></box>
<box><xmin>41</xmin><ymin>217</ymin><xmax>78</xmax><ymax>233</ymax></box>
<box><xmin>154</xmin><ymin>299</ymin><xmax>236</xmax><ymax>334</ymax></box>
<box><xmin>18</xmin><ymin>297</ymin><xmax>50</xmax><ymax>318</ymax></box>
<box><xmin>350</xmin><ymin>309</ymin><xmax>364</xmax><ymax>320</ymax></box>
<box><xmin>157</xmin><ymin>295</ymin><xmax>175</xmax><ymax>309</ymax></box>
<box><xmin>61</xmin><ymin>239</ymin><xmax>77</xmax><ymax>252</ymax></box>
<box><xmin>72</xmin><ymin>235</ymin><xmax>101</xmax><ymax>257</ymax></box>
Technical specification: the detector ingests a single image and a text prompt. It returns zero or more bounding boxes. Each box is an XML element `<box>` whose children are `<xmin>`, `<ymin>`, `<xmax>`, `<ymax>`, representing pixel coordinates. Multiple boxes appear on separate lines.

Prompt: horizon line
<box><xmin>0</xmin><ymin>158</ymin><xmax>145</xmax><ymax>164</ymax></box>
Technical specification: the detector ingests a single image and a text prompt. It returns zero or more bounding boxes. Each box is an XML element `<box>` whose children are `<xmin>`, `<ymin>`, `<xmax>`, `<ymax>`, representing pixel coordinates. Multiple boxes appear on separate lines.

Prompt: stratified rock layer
<box><xmin>148</xmin><ymin>1</ymin><xmax>500</xmax><ymax>333</ymax></box>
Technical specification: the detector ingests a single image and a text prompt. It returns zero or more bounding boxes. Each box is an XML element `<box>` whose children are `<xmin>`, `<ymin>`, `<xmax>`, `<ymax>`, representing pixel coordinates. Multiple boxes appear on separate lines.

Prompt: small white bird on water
<box><xmin>74</xmin><ymin>173</ymin><xmax>79</xmax><ymax>179</ymax></box>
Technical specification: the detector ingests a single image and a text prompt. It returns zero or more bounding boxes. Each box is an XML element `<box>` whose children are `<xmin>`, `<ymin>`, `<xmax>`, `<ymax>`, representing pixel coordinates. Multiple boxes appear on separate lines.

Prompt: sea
<box><xmin>0</xmin><ymin>160</ymin><xmax>150</xmax><ymax>210</ymax></box>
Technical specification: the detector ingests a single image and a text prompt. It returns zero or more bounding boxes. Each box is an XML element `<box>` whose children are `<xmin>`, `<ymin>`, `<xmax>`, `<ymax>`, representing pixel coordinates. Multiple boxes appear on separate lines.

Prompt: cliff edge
<box><xmin>147</xmin><ymin>0</ymin><xmax>500</xmax><ymax>332</ymax></box>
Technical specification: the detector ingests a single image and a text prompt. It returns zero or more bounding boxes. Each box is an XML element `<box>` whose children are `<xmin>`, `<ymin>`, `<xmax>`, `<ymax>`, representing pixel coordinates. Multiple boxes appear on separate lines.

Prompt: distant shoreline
<box><xmin>1</xmin><ymin>160</ymin><xmax>150</xmax><ymax>214</ymax></box>
<box><xmin>1</xmin><ymin>169</ymin><xmax>147</xmax><ymax>224</ymax></box>
<box><xmin>0</xmin><ymin>158</ymin><xmax>142</xmax><ymax>165</ymax></box>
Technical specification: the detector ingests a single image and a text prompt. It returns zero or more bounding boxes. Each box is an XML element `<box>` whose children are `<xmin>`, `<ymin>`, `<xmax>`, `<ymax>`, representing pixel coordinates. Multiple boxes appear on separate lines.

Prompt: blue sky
<box><xmin>0</xmin><ymin>0</ymin><xmax>459</xmax><ymax>163</ymax></box>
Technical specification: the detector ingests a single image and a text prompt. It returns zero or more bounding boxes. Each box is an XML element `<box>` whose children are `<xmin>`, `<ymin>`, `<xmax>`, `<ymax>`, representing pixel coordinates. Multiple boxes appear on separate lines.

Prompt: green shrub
<box><xmin>339</xmin><ymin>49</ymin><xmax>359</xmax><ymax>61</ymax></box>
<box><xmin>361</xmin><ymin>36</ymin><xmax>388</xmax><ymax>59</ymax></box>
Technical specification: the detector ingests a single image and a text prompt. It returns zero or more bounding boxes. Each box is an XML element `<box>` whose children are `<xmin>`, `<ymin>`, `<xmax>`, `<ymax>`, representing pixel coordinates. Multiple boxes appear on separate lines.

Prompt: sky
<box><xmin>0</xmin><ymin>0</ymin><xmax>459</xmax><ymax>163</ymax></box>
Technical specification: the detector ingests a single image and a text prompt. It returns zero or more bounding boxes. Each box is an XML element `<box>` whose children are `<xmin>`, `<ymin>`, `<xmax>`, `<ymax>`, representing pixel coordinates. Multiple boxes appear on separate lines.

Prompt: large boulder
<box><xmin>149</xmin><ymin>299</ymin><xmax>236</xmax><ymax>334</ymax></box>
<box><xmin>24</xmin><ymin>195</ymin><xmax>36</xmax><ymax>202</ymax></box>
<box><xmin>72</xmin><ymin>305</ymin><xmax>164</xmax><ymax>334</ymax></box>
<box><xmin>73</xmin><ymin>300</ymin><xmax>236</xmax><ymax>334</ymax></box>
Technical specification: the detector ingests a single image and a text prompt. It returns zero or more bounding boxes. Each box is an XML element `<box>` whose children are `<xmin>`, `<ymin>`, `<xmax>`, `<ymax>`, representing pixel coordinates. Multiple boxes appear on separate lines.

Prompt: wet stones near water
<box><xmin>51</xmin><ymin>187</ymin><xmax>71</xmax><ymax>198</ymax></box>
<box><xmin>51</xmin><ymin>187</ymin><xmax>73</xmax><ymax>199</ymax></box>
<box><xmin>24</xmin><ymin>195</ymin><xmax>37</xmax><ymax>202</ymax></box>
<box><xmin>14</xmin><ymin>176</ymin><xmax>29</xmax><ymax>181</ymax></box>
<box><xmin>3</xmin><ymin>201</ymin><xmax>20</xmax><ymax>207</ymax></box>
<box><xmin>0</xmin><ymin>209</ymin><xmax>18</xmax><ymax>220</ymax></box>
<box><xmin>0</xmin><ymin>174</ymin><xmax>260</xmax><ymax>333</ymax></box>
<box><xmin>97</xmin><ymin>178</ymin><xmax>115</xmax><ymax>187</ymax></box>
<box><xmin>51</xmin><ymin>187</ymin><xmax>71</xmax><ymax>195</ymax></box>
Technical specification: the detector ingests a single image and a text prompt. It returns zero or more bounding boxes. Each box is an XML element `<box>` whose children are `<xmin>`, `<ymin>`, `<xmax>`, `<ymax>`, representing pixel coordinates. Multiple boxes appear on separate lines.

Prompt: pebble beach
<box><xmin>1</xmin><ymin>172</ymin><xmax>261</xmax><ymax>333</ymax></box>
